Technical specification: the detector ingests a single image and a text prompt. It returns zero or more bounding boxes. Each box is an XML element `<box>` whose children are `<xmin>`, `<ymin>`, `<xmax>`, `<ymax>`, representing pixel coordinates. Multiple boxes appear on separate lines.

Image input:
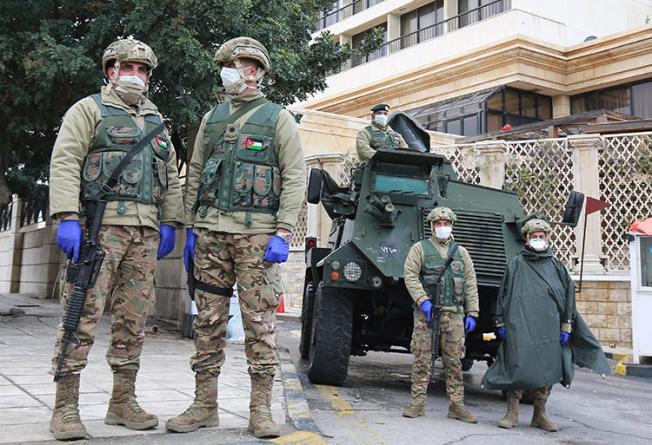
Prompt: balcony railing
<box><xmin>315</xmin><ymin>0</ymin><xmax>385</xmax><ymax>31</ymax></box>
<box><xmin>349</xmin><ymin>0</ymin><xmax>507</xmax><ymax>68</ymax></box>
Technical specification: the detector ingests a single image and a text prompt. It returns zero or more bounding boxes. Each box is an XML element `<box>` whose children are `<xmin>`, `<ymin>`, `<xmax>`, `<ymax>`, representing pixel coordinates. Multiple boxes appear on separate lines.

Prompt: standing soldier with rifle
<box><xmin>402</xmin><ymin>207</ymin><xmax>479</xmax><ymax>422</ymax></box>
<box><xmin>49</xmin><ymin>38</ymin><xmax>183</xmax><ymax>440</ymax></box>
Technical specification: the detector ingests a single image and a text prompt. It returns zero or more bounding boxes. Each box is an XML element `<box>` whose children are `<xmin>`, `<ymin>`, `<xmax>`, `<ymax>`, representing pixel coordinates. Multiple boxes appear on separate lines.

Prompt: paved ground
<box><xmin>278</xmin><ymin>320</ymin><xmax>652</xmax><ymax>445</ymax></box>
<box><xmin>0</xmin><ymin>293</ymin><xmax>287</xmax><ymax>444</ymax></box>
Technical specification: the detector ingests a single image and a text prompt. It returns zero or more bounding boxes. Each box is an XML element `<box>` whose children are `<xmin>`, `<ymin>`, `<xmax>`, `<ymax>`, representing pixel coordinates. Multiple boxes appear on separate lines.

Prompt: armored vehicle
<box><xmin>300</xmin><ymin>113</ymin><xmax>582</xmax><ymax>386</ymax></box>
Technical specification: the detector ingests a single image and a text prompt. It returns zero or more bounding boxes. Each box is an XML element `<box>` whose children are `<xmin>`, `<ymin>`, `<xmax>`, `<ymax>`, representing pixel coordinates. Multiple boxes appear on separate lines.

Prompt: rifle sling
<box><xmin>432</xmin><ymin>242</ymin><xmax>460</xmax><ymax>296</ymax></box>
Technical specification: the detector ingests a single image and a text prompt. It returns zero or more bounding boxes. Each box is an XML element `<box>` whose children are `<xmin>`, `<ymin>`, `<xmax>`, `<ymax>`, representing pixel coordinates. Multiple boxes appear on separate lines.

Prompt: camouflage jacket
<box><xmin>49</xmin><ymin>86</ymin><xmax>184</xmax><ymax>231</ymax></box>
<box><xmin>404</xmin><ymin>236</ymin><xmax>480</xmax><ymax>316</ymax></box>
<box><xmin>355</xmin><ymin>122</ymin><xmax>408</xmax><ymax>161</ymax></box>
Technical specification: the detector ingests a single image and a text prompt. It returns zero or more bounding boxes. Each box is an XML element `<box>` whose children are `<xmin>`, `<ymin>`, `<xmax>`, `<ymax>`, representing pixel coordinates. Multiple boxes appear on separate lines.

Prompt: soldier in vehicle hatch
<box><xmin>356</xmin><ymin>103</ymin><xmax>409</xmax><ymax>160</ymax></box>
<box><xmin>402</xmin><ymin>207</ymin><xmax>479</xmax><ymax>423</ymax></box>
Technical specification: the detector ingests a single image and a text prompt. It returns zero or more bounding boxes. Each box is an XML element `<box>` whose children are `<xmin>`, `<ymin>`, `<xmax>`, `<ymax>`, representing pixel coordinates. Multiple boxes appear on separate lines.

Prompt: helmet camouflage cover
<box><xmin>521</xmin><ymin>218</ymin><xmax>552</xmax><ymax>237</ymax></box>
<box><xmin>102</xmin><ymin>39</ymin><xmax>158</xmax><ymax>73</ymax></box>
<box><xmin>426</xmin><ymin>207</ymin><xmax>457</xmax><ymax>223</ymax></box>
<box><xmin>214</xmin><ymin>36</ymin><xmax>271</xmax><ymax>72</ymax></box>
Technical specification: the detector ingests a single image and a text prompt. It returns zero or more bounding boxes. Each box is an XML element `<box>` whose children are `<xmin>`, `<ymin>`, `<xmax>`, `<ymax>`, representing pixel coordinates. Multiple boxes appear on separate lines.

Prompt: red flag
<box><xmin>586</xmin><ymin>196</ymin><xmax>610</xmax><ymax>215</ymax></box>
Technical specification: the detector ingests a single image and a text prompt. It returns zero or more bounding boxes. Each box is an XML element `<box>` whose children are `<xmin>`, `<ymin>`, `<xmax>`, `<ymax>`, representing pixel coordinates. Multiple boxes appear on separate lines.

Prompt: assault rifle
<box><xmin>54</xmin><ymin>201</ymin><xmax>105</xmax><ymax>381</ymax></box>
<box><xmin>420</xmin><ymin>243</ymin><xmax>459</xmax><ymax>375</ymax></box>
<box><xmin>53</xmin><ymin>122</ymin><xmax>166</xmax><ymax>381</ymax></box>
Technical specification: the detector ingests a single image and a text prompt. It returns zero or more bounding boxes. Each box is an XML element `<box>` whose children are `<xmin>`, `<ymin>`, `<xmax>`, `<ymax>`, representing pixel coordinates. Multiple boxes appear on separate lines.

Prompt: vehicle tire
<box><xmin>461</xmin><ymin>357</ymin><xmax>474</xmax><ymax>371</ymax></box>
<box><xmin>307</xmin><ymin>283</ymin><xmax>352</xmax><ymax>385</ymax></box>
<box><xmin>299</xmin><ymin>282</ymin><xmax>316</xmax><ymax>360</ymax></box>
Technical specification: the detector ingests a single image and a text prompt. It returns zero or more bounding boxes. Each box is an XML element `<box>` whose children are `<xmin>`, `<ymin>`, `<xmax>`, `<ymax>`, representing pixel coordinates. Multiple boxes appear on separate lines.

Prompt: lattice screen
<box><xmin>503</xmin><ymin>139</ymin><xmax>576</xmax><ymax>268</ymax></box>
<box><xmin>599</xmin><ymin>134</ymin><xmax>652</xmax><ymax>271</ymax></box>
<box><xmin>337</xmin><ymin>151</ymin><xmax>361</xmax><ymax>187</ymax></box>
<box><xmin>432</xmin><ymin>144</ymin><xmax>481</xmax><ymax>184</ymax></box>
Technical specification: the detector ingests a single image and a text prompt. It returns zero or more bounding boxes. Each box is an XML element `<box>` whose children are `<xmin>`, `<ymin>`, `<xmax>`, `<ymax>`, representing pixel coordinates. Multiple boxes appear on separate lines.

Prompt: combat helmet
<box><xmin>521</xmin><ymin>218</ymin><xmax>552</xmax><ymax>237</ymax></box>
<box><xmin>426</xmin><ymin>207</ymin><xmax>457</xmax><ymax>223</ymax></box>
<box><xmin>102</xmin><ymin>38</ymin><xmax>158</xmax><ymax>74</ymax></box>
<box><xmin>214</xmin><ymin>37</ymin><xmax>270</xmax><ymax>82</ymax></box>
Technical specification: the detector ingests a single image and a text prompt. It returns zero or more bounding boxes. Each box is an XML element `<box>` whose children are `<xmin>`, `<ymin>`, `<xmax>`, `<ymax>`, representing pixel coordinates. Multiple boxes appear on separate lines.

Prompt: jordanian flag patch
<box><xmin>155</xmin><ymin>137</ymin><xmax>168</xmax><ymax>149</ymax></box>
<box><xmin>246</xmin><ymin>138</ymin><xmax>264</xmax><ymax>151</ymax></box>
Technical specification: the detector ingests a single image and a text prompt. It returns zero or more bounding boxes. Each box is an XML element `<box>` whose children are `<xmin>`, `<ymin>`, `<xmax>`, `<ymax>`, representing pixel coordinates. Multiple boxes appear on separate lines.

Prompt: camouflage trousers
<box><xmin>50</xmin><ymin>225</ymin><xmax>158</xmax><ymax>375</ymax></box>
<box><xmin>190</xmin><ymin>228</ymin><xmax>281</xmax><ymax>377</ymax></box>
<box><xmin>410</xmin><ymin>310</ymin><xmax>466</xmax><ymax>404</ymax></box>
<box><xmin>506</xmin><ymin>387</ymin><xmax>551</xmax><ymax>402</ymax></box>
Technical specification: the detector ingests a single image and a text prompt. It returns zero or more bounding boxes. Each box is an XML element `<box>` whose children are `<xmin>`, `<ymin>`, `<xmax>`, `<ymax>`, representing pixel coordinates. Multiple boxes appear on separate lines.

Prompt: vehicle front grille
<box><xmin>423</xmin><ymin>210</ymin><xmax>507</xmax><ymax>286</ymax></box>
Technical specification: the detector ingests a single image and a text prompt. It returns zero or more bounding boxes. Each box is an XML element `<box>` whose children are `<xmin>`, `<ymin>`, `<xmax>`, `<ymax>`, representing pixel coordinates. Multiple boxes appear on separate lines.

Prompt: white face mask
<box><xmin>528</xmin><ymin>238</ymin><xmax>547</xmax><ymax>251</ymax></box>
<box><xmin>434</xmin><ymin>226</ymin><xmax>453</xmax><ymax>240</ymax></box>
<box><xmin>220</xmin><ymin>67</ymin><xmax>247</xmax><ymax>94</ymax></box>
<box><xmin>113</xmin><ymin>75</ymin><xmax>147</xmax><ymax>106</ymax></box>
<box><xmin>373</xmin><ymin>114</ymin><xmax>388</xmax><ymax>127</ymax></box>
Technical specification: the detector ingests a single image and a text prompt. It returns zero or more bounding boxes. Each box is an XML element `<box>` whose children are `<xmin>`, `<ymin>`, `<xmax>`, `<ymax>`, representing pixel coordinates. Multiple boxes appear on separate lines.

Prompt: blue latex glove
<box><xmin>560</xmin><ymin>331</ymin><xmax>570</xmax><ymax>346</ymax></box>
<box><xmin>497</xmin><ymin>326</ymin><xmax>506</xmax><ymax>340</ymax></box>
<box><xmin>157</xmin><ymin>224</ymin><xmax>175</xmax><ymax>260</ymax></box>
<box><xmin>264</xmin><ymin>234</ymin><xmax>289</xmax><ymax>263</ymax></box>
<box><xmin>419</xmin><ymin>300</ymin><xmax>433</xmax><ymax>322</ymax></box>
<box><xmin>56</xmin><ymin>220</ymin><xmax>82</xmax><ymax>263</ymax></box>
<box><xmin>183</xmin><ymin>228</ymin><xmax>195</xmax><ymax>273</ymax></box>
<box><xmin>464</xmin><ymin>315</ymin><xmax>477</xmax><ymax>333</ymax></box>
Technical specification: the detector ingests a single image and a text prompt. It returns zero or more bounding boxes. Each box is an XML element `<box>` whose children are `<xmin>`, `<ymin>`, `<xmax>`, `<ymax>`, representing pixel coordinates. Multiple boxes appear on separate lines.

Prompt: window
<box><xmin>407</xmin><ymin>86</ymin><xmax>553</xmax><ymax>136</ymax></box>
<box><xmin>459</xmin><ymin>0</ymin><xmax>500</xmax><ymax>28</ymax></box>
<box><xmin>400</xmin><ymin>1</ymin><xmax>444</xmax><ymax>49</ymax></box>
<box><xmin>374</xmin><ymin>175</ymin><xmax>429</xmax><ymax>195</ymax></box>
<box><xmin>632</xmin><ymin>80</ymin><xmax>652</xmax><ymax>118</ymax></box>
<box><xmin>571</xmin><ymin>86</ymin><xmax>630</xmax><ymax>115</ymax></box>
<box><xmin>351</xmin><ymin>24</ymin><xmax>388</xmax><ymax>67</ymax></box>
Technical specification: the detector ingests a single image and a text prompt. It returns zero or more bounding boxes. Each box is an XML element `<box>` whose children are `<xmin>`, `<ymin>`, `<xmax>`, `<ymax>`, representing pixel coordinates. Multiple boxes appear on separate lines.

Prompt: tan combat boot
<box><xmin>166</xmin><ymin>372</ymin><xmax>219</xmax><ymax>432</ymax></box>
<box><xmin>497</xmin><ymin>395</ymin><xmax>519</xmax><ymax>429</ymax></box>
<box><xmin>402</xmin><ymin>386</ymin><xmax>426</xmax><ymax>418</ymax></box>
<box><xmin>50</xmin><ymin>373</ymin><xmax>87</xmax><ymax>440</ymax></box>
<box><xmin>447</xmin><ymin>402</ymin><xmax>477</xmax><ymax>423</ymax></box>
<box><xmin>248</xmin><ymin>374</ymin><xmax>280</xmax><ymax>438</ymax></box>
<box><xmin>104</xmin><ymin>369</ymin><xmax>158</xmax><ymax>430</ymax></box>
<box><xmin>531</xmin><ymin>398</ymin><xmax>558</xmax><ymax>432</ymax></box>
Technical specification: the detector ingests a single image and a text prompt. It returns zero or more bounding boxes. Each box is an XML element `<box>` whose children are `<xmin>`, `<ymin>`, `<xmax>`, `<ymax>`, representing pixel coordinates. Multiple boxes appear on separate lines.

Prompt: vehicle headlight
<box><xmin>343</xmin><ymin>262</ymin><xmax>362</xmax><ymax>281</ymax></box>
<box><xmin>331</xmin><ymin>260</ymin><xmax>341</xmax><ymax>270</ymax></box>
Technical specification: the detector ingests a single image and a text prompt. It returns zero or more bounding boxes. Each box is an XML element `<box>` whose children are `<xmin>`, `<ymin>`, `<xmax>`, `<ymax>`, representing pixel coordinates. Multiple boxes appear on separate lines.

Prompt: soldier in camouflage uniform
<box><xmin>166</xmin><ymin>37</ymin><xmax>306</xmax><ymax>439</ymax></box>
<box><xmin>48</xmin><ymin>39</ymin><xmax>183</xmax><ymax>440</ymax></box>
<box><xmin>356</xmin><ymin>103</ymin><xmax>409</xmax><ymax>160</ymax></box>
<box><xmin>402</xmin><ymin>207</ymin><xmax>479</xmax><ymax>423</ymax></box>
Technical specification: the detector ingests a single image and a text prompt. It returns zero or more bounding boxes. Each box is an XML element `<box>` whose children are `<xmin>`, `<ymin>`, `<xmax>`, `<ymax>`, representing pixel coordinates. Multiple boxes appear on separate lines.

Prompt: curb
<box><xmin>278</xmin><ymin>348</ymin><xmax>321</xmax><ymax>434</ymax></box>
<box><xmin>276</xmin><ymin>312</ymin><xmax>301</xmax><ymax>322</ymax></box>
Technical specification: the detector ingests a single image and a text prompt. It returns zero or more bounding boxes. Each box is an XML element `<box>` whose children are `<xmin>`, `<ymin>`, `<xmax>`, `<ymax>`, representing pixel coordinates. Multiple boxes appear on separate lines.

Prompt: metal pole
<box><xmin>577</xmin><ymin>209</ymin><xmax>588</xmax><ymax>293</ymax></box>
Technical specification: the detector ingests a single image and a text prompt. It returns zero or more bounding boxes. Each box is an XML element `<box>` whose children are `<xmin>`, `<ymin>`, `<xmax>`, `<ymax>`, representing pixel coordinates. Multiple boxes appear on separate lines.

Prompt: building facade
<box><xmin>303</xmin><ymin>0</ymin><xmax>652</xmax><ymax>137</ymax></box>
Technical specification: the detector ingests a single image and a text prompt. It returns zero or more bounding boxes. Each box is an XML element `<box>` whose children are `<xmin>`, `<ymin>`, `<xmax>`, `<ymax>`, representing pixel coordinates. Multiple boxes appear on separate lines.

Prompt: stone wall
<box><xmin>576</xmin><ymin>280</ymin><xmax>631</xmax><ymax>349</ymax></box>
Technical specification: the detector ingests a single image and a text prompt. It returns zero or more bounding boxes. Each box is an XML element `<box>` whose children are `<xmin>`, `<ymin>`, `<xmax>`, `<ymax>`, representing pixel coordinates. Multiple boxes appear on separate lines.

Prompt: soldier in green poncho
<box><xmin>481</xmin><ymin>219</ymin><xmax>610</xmax><ymax>432</ymax></box>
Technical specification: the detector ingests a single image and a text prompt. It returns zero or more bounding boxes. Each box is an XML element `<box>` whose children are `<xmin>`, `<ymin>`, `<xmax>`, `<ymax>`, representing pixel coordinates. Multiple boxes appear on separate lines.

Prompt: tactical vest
<box><xmin>80</xmin><ymin>94</ymin><xmax>170</xmax><ymax>211</ymax></box>
<box><xmin>197</xmin><ymin>100</ymin><xmax>283</xmax><ymax>218</ymax></box>
<box><xmin>420</xmin><ymin>239</ymin><xmax>466</xmax><ymax>310</ymax></box>
<box><xmin>365</xmin><ymin>125</ymin><xmax>401</xmax><ymax>151</ymax></box>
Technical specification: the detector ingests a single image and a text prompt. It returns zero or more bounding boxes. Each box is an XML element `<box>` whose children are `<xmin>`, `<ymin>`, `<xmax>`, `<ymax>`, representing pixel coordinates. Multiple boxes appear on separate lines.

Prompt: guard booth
<box><xmin>629</xmin><ymin>233</ymin><xmax>652</xmax><ymax>364</ymax></box>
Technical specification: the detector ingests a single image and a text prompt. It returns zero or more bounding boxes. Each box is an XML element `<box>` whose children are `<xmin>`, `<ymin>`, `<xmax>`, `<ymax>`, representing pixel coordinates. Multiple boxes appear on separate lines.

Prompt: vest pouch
<box><xmin>152</xmin><ymin>157</ymin><xmax>168</xmax><ymax>202</ymax></box>
<box><xmin>107</xmin><ymin>126</ymin><xmax>140</xmax><ymax>145</ymax></box>
<box><xmin>272</xmin><ymin>166</ymin><xmax>281</xmax><ymax>196</ymax></box>
<box><xmin>82</xmin><ymin>153</ymin><xmax>102</xmax><ymax>182</ymax></box>
<box><xmin>421</xmin><ymin>273</ymin><xmax>441</xmax><ymax>286</ymax></box>
<box><xmin>252</xmin><ymin>164</ymin><xmax>273</xmax><ymax>208</ymax></box>
<box><xmin>151</xmin><ymin>136</ymin><xmax>171</xmax><ymax>161</ymax></box>
<box><xmin>453</xmin><ymin>277</ymin><xmax>465</xmax><ymax>304</ymax></box>
<box><xmin>201</xmin><ymin>157</ymin><xmax>222</xmax><ymax>185</ymax></box>
<box><xmin>236</xmin><ymin>134</ymin><xmax>273</xmax><ymax>163</ymax></box>
<box><xmin>232</xmin><ymin>161</ymin><xmax>254</xmax><ymax>207</ymax></box>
